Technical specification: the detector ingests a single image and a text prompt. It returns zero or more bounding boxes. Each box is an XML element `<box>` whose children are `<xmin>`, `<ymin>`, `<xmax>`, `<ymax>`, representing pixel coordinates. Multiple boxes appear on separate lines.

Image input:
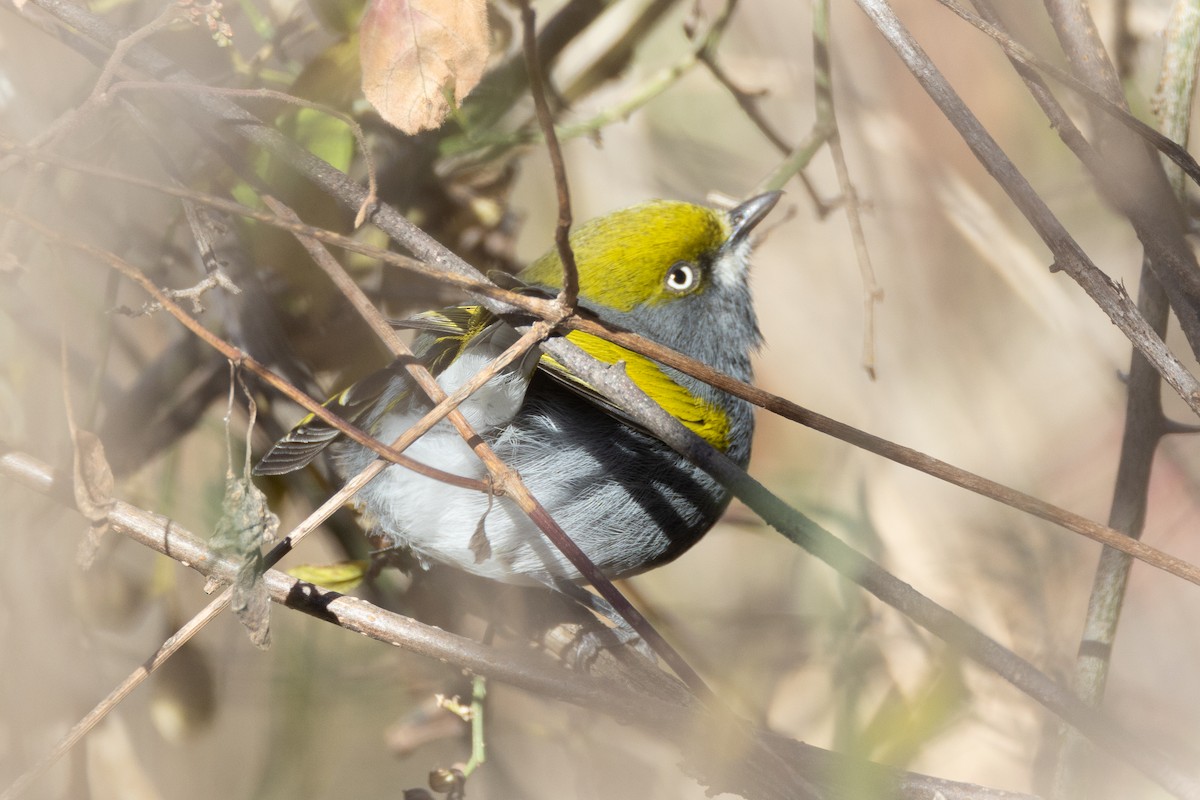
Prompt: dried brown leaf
<box><xmin>360</xmin><ymin>0</ymin><xmax>489</xmax><ymax>134</ymax></box>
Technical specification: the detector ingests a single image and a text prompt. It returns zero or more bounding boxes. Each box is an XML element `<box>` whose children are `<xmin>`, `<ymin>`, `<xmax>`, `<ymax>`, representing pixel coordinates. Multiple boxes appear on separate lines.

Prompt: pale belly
<box><xmin>333</xmin><ymin>379</ymin><xmax>729</xmax><ymax>584</ymax></box>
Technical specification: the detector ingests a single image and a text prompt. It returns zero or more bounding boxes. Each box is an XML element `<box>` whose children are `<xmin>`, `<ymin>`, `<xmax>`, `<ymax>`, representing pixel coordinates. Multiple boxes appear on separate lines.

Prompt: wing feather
<box><xmin>255</xmin><ymin>305</ymin><xmax>494</xmax><ymax>476</ymax></box>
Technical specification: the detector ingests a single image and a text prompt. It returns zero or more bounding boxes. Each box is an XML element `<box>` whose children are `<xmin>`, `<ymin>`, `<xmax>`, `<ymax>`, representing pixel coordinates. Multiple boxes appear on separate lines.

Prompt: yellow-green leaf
<box><xmin>287</xmin><ymin>561</ymin><xmax>369</xmax><ymax>592</ymax></box>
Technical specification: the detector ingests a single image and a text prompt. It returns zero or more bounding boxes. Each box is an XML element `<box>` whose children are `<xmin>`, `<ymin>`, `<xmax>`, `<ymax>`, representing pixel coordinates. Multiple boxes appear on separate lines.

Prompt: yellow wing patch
<box><xmin>540</xmin><ymin>330</ymin><xmax>731</xmax><ymax>451</ymax></box>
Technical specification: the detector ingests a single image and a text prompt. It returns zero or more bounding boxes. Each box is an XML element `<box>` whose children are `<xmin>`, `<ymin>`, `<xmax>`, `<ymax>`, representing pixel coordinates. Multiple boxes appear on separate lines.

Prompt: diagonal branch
<box><xmin>12</xmin><ymin>1</ymin><xmax>1200</xmax><ymax>790</ymax></box>
<box><xmin>0</xmin><ymin>446</ymin><xmax>1051</xmax><ymax>800</ymax></box>
<box><xmin>851</xmin><ymin>0</ymin><xmax>1200</xmax><ymax>416</ymax></box>
<box><xmin>16</xmin><ymin>150</ymin><xmax>1200</xmax><ymax>591</ymax></box>
<box><xmin>518</xmin><ymin>0</ymin><xmax>578</xmax><ymax>310</ymax></box>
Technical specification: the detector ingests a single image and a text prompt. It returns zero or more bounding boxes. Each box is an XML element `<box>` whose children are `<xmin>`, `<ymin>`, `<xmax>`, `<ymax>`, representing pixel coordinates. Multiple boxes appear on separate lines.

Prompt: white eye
<box><xmin>665</xmin><ymin>261</ymin><xmax>698</xmax><ymax>293</ymax></box>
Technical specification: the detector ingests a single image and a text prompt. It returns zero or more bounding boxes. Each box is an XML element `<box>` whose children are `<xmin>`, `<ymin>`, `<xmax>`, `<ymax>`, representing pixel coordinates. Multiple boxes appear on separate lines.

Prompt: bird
<box><xmin>254</xmin><ymin>191</ymin><xmax>779</xmax><ymax>596</ymax></box>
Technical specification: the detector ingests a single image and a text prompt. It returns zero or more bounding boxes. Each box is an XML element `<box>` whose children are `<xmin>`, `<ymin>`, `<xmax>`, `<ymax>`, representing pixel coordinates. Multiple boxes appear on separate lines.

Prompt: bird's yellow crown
<box><xmin>520</xmin><ymin>201</ymin><xmax>730</xmax><ymax>312</ymax></box>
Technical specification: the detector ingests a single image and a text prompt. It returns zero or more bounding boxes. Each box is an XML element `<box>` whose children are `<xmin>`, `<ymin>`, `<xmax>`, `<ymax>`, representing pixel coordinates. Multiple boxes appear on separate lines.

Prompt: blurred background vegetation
<box><xmin>2</xmin><ymin>0</ymin><xmax>1199</xmax><ymax>797</ymax></box>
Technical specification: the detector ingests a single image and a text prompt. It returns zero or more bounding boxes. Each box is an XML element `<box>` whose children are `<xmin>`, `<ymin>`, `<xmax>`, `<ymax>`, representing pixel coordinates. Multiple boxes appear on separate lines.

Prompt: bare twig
<box><xmin>933</xmin><ymin>0</ymin><xmax>1200</xmax><ymax>359</ymax></box>
<box><xmin>933</xmin><ymin>0</ymin><xmax>1200</xmax><ymax>191</ymax></box>
<box><xmin>105</xmin><ymin>81</ymin><xmax>379</xmax><ymax>225</ymax></box>
<box><xmin>0</xmin><ymin>445</ymin><xmax>1048</xmax><ymax>800</ymax></box>
<box><xmin>6</xmin><ymin>154</ymin><xmax>1200</xmax><ymax>589</ymax></box>
<box><xmin>812</xmin><ymin>0</ymin><xmax>881</xmax><ymax>378</ymax></box>
<box><xmin>517</xmin><ymin>0</ymin><xmax>578</xmax><ymax>309</ymax></box>
<box><xmin>853</xmin><ymin>0</ymin><xmax>1200</xmax><ymax>421</ymax></box>
<box><xmin>262</xmin><ymin>194</ymin><xmax>713</xmax><ymax>702</ymax></box>
<box><xmin>14</xmin><ymin>4</ymin><xmax>1200</xmax><ymax>788</ymax></box>
<box><xmin>1037</xmin><ymin>1</ymin><xmax>1200</xmax><ymax>795</ymax></box>
<box><xmin>0</xmin><ymin>310</ymin><xmax>554</xmax><ymax>800</ymax></box>
<box><xmin>0</xmin><ymin>2</ymin><xmax>191</xmax><ymax>178</ymax></box>
<box><xmin>698</xmin><ymin>57</ymin><xmax>832</xmax><ymax>214</ymax></box>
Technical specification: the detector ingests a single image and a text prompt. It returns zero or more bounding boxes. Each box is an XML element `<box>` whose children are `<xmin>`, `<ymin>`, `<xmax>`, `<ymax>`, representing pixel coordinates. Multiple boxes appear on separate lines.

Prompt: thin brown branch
<box><xmin>15</xmin><ymin>7</ymin><xmax>1200</xmax><ymax>787</ymax></box>
<box><xmin>0</xmin><ymin>205</ymin><xmax>489</xmax><ymax>492</ymax></box>
<box><xmin>853</xmin><ymin>0</ymin><xmax>1200</xmax><ymax>421</ymax></box>
<box><xmin>690</xmin><ymin>7</ymin><xmax>831</xmax><ymax>214</ymax></box>
<box><xmin>7</xmin><ymin>444</ymin><xmax>1060</xmax><ymax>799</ymax></box>
<box><xmin>932</xmin><ymin>1</ymin><xmax>1200</xmax><ymax>191</ymax></box>
<box><xmin>261</xmin><ymin>196</ymin><xmax>713</xmax><ymax>703</ymax></box>
<box><xmin>7</xmin><ymin>152</ymin><xmax>1199</xmax><ymax>589</ymax></box>
<box><xmin>813</xmin><ymin>0</ymin><xmax>881</xmax><ymax>378</ymax></box>
<box><xmin>106</xmin><ymin>81</ymin><xmax>379</xmax><ymax>224</ymax></box>
<box><xmin>518</xmin><ymin>0</ymin><xmax>578</xmax><ymax>310</ymax></box>
<box><xmin>702</xmin><ymin>60</ymin><xmax>788</xmax><ymax>153</ymax></box>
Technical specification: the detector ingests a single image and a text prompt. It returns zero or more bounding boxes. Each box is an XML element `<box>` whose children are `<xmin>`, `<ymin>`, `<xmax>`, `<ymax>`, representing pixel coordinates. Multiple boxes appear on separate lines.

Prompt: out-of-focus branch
<box><xmin>851</xmin><ymin>0</ymin><xmax>1200</xmax><ymax>421</ymax></box>
<box><xmin>1112</xmin><ymin>0</ymin><xmax>1139</xmax><ymax>80</ymax></box>
<box><xmin>1037</xmin><ymin>0</ymin><xmax>1200</xmax><ymax>355</ymax></box>
<box><xmin>1043</xmin><ymin>2</ymin><xmax>1200</xmax><ymax>795</ymax></box>
<box><xmin>560</xmin><ymin>0</ymin><xmax>681</xmax><ymax>104</ymax></box>
<box><xmin>811</xmin><ymin>0</ymin><xmax>881</xmax><ymax>378</ymax></box>
<box><xmin>0</xmin><ymin>446</ymin><xmax>1047</xmax><ymax>800</ymax></box>
<box><xmin>14</xmin><ymin>2</ymin><xmax>1200</xmax><ymax>789</ymax></box>
<box><xmin>543</xmin><ymin>305</ymin><xmax>1200</xmax><ymax>799</ymax></box>
<box><xmin>1037</xmin><ymin>0</ymin><xmax>1200</xmax><ymax>366</ymax></box>
<box><xmin>7</xmin><ymin>153</ymin><xmax>1200</xmax><ymax>590</ymax></box>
